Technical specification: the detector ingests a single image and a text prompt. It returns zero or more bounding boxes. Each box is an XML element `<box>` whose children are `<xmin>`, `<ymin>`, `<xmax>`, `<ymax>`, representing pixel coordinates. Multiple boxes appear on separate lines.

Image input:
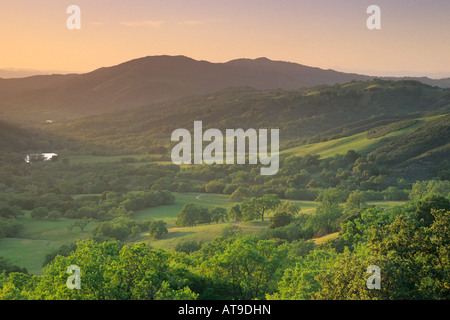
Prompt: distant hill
<box><xmin>2</xmin><ymin>55</ymin><xmax>449</xmax><ymax>124</ymax></box>
<box><xmin>0</xmin><ymin>78</ymin><xmax>435</xmax><ymax>179</ymax></box>
<box><xmin>0</xmin><ymin>55</ymin><xmax>370</xmax><ymax>123</ymax></box>
<box><xmin>47</xmin><ymin>79</ymin><xmax>450</xmax><ymax>158</ymax></box>
<box><xmin>0</xmin><ymin>68</ymin><xmax>74</xmax><ymax>79</ymax></box>
<box><xmin>384</xmin><ymin>76</ymin><xmax>450</xmax><ymax>89</ymax></box>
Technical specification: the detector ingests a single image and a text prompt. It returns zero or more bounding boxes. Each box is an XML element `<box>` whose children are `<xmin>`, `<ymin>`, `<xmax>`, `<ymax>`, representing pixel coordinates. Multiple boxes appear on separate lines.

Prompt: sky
<box><xmin>1</xmin><ymin>0</ymin><xmax>450</xmax><ymax>78</ymax></box>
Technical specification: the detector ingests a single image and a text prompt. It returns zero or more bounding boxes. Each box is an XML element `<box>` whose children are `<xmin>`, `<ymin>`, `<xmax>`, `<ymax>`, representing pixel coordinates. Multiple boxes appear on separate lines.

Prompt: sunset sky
<box><xmin>1</xmin><ymin>0</ymin><xmax>450</xmax><ymax>78</ymax></box>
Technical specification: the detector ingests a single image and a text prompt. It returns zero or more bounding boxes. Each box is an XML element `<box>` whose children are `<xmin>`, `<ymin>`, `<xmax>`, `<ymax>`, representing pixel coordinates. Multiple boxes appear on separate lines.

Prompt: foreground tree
<box><xmin>199</xmin><ymin>236</ymin><xmax>288</xmax><ymax>300</ymax></box>
<box><xmin>304</xmin><ymin>209</ymin><xmax>450</xmax><ymax>300</ymax></box>
<box><xmin>267</xmin><ymin>250</ymin><xmax>337</xmax><ymax>300</ymax></box>
<box><xmin>0</xmin><ymin>240</ymin><xmax>198</xmax><ymax>300</ymax></box>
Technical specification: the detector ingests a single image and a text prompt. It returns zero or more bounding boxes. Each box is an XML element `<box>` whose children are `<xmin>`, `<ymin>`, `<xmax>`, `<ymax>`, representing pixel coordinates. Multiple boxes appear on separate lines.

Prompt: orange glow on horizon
<box><xmin>1</xmin><ymin>0</ymin><xmax>450</xmax><ymax>78</ymax></box>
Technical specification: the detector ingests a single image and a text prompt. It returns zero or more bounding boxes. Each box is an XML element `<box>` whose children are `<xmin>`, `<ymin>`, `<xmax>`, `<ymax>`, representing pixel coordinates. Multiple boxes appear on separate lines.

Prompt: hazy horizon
<box><xmin>1</xmin><ymin>0</ymin><xmax>450</xmax><ymax>79</ymax></box>
<box><xmin>2</xmin><ymin>55</ymin><xmax>450</xmax><ymax>80</ymax></box>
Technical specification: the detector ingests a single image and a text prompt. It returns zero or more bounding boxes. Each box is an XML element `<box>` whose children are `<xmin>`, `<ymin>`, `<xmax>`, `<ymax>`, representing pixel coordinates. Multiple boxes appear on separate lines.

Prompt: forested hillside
<box><xmin>0</xmin><ymin>121</ymin><xmax>34</xmax><ymax>152</ymax></box>
<box><xmin>1</xmin><ymin>76</ymin><xmax>449</xmax><ymax>301</ymax></box>
<box><xmin>44</xmin><ymin>79</ymin><xmax>450</xmax><ymax>179</ymax></box>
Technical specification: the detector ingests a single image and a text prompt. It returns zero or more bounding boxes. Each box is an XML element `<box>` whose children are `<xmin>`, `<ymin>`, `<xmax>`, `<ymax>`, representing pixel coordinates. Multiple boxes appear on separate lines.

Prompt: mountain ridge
<box><xmin>2</xmin><ymin>55</ymin><xmax>449</xmax><ymax>124</ymax></box>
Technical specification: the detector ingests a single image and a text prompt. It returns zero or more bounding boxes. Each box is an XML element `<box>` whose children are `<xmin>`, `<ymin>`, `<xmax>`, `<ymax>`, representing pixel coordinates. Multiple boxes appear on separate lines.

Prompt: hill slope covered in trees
<box><xmin>46</xmin><ymin>79</ymin><xmax>450</xmax><ymax>162</ymax></box>
<box><xmin>2</xmin><ymin>56</ymin><xmax>450</xmax><ymax>124</ymax></box>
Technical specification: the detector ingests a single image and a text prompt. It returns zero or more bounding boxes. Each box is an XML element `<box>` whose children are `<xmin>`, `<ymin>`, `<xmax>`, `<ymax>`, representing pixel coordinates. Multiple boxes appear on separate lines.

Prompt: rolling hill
<box><xmin>2</xmin><ymin>74</ymin><xmax>449</xmax><ymax>181</ymax></box>
<box><xmin>43</xmin><ymin>79</ymin><xmax>450</xmax><ymax>179</ymax></box>
<box><xmin>0</xmin><ymin>55</ymin><xmax>371</xmax><ymax>123</ymax></box>
<box><xmin>2</xmin><ymin>55</ymin><xmax>449</xmax><ymax>124</ymax></box>
<box><xmin>0</xmin><ymin>68</ymin><xmax>73</xmax><ymax>79</ymax></box>
<box><xmin>46</xmin><ymin>79</ymin><xmax>449</xmax><ymax>144</ymax></box>
<box><xmin>281</xmin><ymin>114</ymin><xmax>450</xmax><ymax>177</ymax></box>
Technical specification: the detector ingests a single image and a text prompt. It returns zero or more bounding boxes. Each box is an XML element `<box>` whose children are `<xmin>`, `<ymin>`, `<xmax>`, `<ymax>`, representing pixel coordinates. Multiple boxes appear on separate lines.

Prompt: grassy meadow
<box><xmin>0</xmin><ymin>190</ymin><xmax>405</xmax><ymax>275</ymax></box>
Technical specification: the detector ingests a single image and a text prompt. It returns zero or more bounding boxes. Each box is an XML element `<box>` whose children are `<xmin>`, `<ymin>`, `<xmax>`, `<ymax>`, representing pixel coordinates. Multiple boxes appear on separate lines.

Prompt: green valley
<box><xmin>1</xmin><ymin>75</ymin><xmax>449</xmax><ymax>301</ymax></box>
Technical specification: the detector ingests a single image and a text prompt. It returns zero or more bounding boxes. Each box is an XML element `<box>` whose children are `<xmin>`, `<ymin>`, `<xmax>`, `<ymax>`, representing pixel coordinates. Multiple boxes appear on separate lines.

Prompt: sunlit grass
<box><xmin>313</xmin><ymin>232</ymin><xmax>339</xmax><ymax>245</ymax></box>
<box><xmin>281</xmin><ymin>116</ymin><xmax>428</xmax><ymax>159</ymax></box>
<box><xmin>0</xmin><ymin>238</ymin><xmax>60</xmax><ymax>275</ymax></box>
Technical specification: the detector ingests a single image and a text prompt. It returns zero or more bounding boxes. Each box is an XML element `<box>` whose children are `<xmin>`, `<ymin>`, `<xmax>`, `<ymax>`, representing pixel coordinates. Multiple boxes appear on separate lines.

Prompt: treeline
<box><xmin>1</xmin><ymin>189</ymin><xmax>174</xmax><ymax>221</ymax></box>
<box><xmin>0</xmin><ymin>159</ymin><xmax>180</xmax><ymax>195</ymax></box>
<box><xmin>176</xmin><ymin>150</ymin><xmax>450</xmax><ymax>201</ymax></box>
<box><xmin>0</xmin><ymin>189</ymin><xmax>174</xmax><ymax>243</ymax></box>
<box><xmin>1</xmin><ymin>193</ymin><xmax>449</xmax><ymax>300</ymax></box>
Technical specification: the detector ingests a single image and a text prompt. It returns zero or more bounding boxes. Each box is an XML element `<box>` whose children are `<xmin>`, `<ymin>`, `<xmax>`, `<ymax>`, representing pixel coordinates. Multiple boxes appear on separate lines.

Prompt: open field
<box><xmin>134</xmin><ymin>193</ymin><xmax>319</xmax><ymax>226</ymax></box>
<box><xmin>134</xmin><ymin>193</ymin><xmax>237</xmax><ymax>227</ymax></box>
<box><xmin>17</xmin><ymin>211</ymin><xmax>98</xmax><ymax>242</ymax></box>
<box><xmin>0</xmin><ymin>191</ymin><xmax>406</xmax><ymax>275</ymax></box>
<box><xmin>0</xmin><ymin>238</ymin><xmax>61</xmax><ymax>275</ymax></box>
<box><xmin>132</xmin><ymin>222</ymin><xmax>263</xmax><ymax>251</ymax></box>
<box><xmin>0</xmin><ymin>212</ymin><xmax>97</xmax><ymax>275</ymax></box>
